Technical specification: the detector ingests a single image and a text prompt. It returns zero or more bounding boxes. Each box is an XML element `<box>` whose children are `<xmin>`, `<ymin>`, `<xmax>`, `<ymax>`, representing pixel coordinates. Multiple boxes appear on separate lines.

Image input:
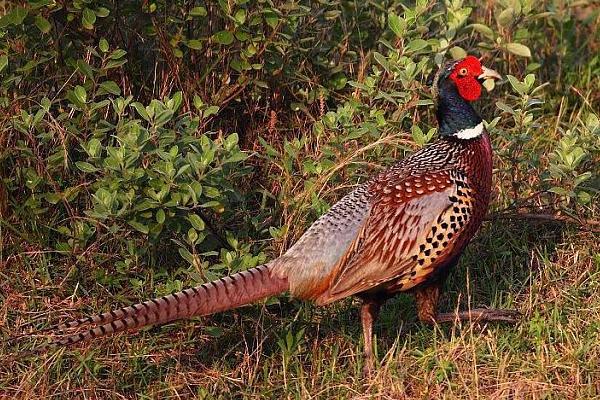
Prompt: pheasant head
<box><xmin>431</xmin><ymin>56</ymin><xmax>501</xmax><ymax>139</ymax></box>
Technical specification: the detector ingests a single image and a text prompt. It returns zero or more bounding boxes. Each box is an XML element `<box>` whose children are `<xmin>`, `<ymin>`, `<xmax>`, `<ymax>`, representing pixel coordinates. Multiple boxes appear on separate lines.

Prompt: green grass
<box><xmin>1</xmin><ymin>207</ymin><xmax>599</xmax><ymax>398</ymax></box>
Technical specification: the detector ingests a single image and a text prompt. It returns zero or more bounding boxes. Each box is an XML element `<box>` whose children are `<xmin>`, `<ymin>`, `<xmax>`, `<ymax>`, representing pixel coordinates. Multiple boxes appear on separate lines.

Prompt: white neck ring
<box><xmin>454</xmin><ymin>122</ymin><xmax>484</xmax><ymax>139</ymax></box>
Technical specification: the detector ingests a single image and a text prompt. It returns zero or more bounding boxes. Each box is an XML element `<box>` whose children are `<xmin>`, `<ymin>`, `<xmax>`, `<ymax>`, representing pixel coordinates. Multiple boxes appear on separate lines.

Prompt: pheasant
<box><xmin>26</xmin><ymin>56</ymin><xmax>515</xmax><ymax>371</ymax></box>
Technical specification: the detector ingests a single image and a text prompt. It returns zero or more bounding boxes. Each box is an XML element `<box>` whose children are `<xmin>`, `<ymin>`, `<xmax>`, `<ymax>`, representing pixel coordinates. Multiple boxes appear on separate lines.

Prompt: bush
<box><xmin>1</xmin><ymin>0</ymin><xmax>598</xmax><ymax>295</ymax></box>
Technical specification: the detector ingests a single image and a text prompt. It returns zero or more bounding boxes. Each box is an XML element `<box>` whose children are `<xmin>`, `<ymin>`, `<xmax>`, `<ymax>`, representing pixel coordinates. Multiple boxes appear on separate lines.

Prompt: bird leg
<box><xmin>414</xmin><ymin>283</ymin><xmax>520</xmax><ymax>325</ymax></box>
<box><xmin>360</xmin><ymin>298</ymin><xmax>382</xmax><ymax>376</ymax></box>
<box><xmin>414</xmin><ymin>284</ymin><xmax>441</xmax><ymax>324</ymax></box>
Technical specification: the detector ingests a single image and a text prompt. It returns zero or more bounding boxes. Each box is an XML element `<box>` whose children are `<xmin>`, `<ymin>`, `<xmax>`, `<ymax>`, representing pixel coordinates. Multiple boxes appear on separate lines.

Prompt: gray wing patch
<box><xmin>270</xmin><ymin>184</ymin><xmax>372</xmax><ymax>299</ymax></box>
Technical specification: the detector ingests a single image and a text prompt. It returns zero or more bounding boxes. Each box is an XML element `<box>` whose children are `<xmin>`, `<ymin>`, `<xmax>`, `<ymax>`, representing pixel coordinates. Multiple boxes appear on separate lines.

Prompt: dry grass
<box><xmin>1</xmin><ymin>185</ymin><xmax>599</xmax><ymax>399</ymax></box>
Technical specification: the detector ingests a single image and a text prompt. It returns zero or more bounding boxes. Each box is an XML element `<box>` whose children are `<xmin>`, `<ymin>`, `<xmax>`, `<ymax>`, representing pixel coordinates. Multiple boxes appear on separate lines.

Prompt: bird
<box><xmin>25</xmin><ymin>55</ymin><xmax>517</xmax><ymax>372</ymax></box>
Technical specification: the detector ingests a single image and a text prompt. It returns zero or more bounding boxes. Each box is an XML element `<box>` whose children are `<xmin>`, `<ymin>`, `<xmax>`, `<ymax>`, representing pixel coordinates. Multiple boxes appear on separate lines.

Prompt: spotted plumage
<box><xmin>15</xmin><ymin>56</ymin><xmax>516</xmax><ymax>374</ymax></box>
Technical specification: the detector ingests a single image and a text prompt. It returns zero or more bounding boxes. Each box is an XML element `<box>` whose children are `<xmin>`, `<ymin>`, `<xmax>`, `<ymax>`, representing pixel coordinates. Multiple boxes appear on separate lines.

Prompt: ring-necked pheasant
<box><xmin>25</xmin><ymin>56</ymin><xmax>517</xmax><ymax>371</ymax></box>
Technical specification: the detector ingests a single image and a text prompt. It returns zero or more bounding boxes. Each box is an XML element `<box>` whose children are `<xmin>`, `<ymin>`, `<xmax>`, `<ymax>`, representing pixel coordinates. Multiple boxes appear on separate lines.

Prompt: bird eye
<box><xmin>458</xmin><ymin>67</ymin><xmax>468</xmax><ymax>77</ymax></box>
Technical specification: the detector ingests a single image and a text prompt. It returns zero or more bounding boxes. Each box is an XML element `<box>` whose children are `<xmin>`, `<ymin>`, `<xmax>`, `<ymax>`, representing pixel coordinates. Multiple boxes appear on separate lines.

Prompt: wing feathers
<box><xmin>316</xmin><ymin>170</ymin><xmax>474</xmax><ymax>304</ymax></box>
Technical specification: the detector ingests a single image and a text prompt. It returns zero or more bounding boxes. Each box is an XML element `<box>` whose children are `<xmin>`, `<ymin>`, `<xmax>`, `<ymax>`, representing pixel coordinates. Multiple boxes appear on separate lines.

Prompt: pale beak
<box><xmin>478</xmin><ymin>66</ymin><xmax>501</xmax><ymax>92</ymax></box>
<box><xmin>478</xmin><ymin>66</ymin><xmax>502</xmax><ymax>81</ymax></box>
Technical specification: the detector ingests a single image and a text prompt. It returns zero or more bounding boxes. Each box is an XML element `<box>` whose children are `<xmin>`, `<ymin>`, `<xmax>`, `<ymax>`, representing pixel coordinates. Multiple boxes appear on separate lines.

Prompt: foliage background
<box><xmin>0</xmin><ymin>0</ymin><xmax>598</xmax><ymax>398</ymax></box>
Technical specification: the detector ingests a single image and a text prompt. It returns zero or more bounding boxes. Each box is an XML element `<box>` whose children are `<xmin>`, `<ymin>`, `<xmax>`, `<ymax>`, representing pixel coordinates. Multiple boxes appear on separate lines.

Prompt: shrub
<box><xmin>0</xmin><ymin>0</ymin><xmax>598</xmax><ymax>290</ymax></box>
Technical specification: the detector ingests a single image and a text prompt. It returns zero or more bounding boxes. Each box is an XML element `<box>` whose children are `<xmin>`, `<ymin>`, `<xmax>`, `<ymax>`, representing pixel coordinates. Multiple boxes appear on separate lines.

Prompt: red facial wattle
<box><xmin>455</xmin><ymin>77</ymin><xmax>482</xmax><ymax>101</ymax></box>
<box><xmin>449</xmin><ymin>56</ymin><xmax>484</xmax><ymax>102</ymax></box>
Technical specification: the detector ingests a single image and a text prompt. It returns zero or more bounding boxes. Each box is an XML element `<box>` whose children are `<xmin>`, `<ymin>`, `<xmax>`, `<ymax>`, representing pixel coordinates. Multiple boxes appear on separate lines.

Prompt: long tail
<box><xmin>39</xmin><ymin>264</ymin><xmax>288</xmax><ymax>349</ymax></box>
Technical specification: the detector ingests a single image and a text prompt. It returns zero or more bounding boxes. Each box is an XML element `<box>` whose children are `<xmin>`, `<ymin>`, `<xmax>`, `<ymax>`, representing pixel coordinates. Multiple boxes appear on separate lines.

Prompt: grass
<box><xmin>1</xmin><ymin>189</ymin><xmax>599</xmax><ymax>399</ymax></box>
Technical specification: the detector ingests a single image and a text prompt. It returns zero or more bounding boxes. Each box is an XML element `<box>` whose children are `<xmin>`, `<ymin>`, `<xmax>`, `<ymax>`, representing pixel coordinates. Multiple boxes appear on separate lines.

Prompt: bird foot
<box><xmin>361</xmin><ymin>351</ymin><xmax>377</xmax><ymax>378</ymax></box>
<box><xmin>434</xmin><ymin>308</ymin><xmax>521</xmax><ymax>324</ymax></box>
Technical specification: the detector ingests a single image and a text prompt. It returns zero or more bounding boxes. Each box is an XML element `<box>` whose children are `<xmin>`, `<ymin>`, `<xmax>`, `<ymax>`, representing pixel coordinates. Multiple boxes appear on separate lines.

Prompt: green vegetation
<box><xmin>0</xmin><ymin>0</ymin><xmax>598</xmax><ymax>398</ymax></box>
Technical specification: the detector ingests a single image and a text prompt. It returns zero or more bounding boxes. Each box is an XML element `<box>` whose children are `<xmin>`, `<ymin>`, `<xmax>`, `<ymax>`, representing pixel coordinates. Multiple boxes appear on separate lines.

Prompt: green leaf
<box><xmin>329</xmin><ymin>73</ymin><xmax>347</xmax><ymax>90</ymax></box>
<box><xmin>131</xmin><ymin>102</ymin><xmax>150</xmax><ymax>121</ymax></box>
<box><xmin>388</xmin><ymin>13</ymin><xmax>406</xmax><ymax>37</ymax></box>
<box><xmin>74</xmin><ymin>85</ymin><xmax>87</xmax><ymax>103</ymax></box>
<box><xmin>495</xmin><ymin>101</ymin><xmax>515</xmax><ymax>115</ymax></box>
<box><xmin>324</xmin><ymin>10</ymin><xmax>341</xmax><ymax>20</ymax></box>
<box><xmin>573</xmin><ymin>172</ymin><xmax>592</xmax><ymax>187</ymax></box>
<box><xmin>89</xmin><ymin>99</ymin><xmax>110</xmax><ymax>113</ymax></box>
<box><xmin>190</xmin><ymin>6</ymin><xmax>207</xmax><ymax>17</ymax></box>
<box><xmin>168</xmin><ymin>91</ymin><xmax>183</xmax><ymax>112</ymax></box>
<box><xmin>41</xmin><ymin>97</ymin><xmax>51</xmax><ymax>111</ymax></box>
<box><xmin>234</xmin><ymin>8</ymin><xmax>246</xmax><ymax>24</ymax></box>
<box><xmin>497</xmin><ymin>7</ymin><xmax>515</xmax><ymax>27</ymax></box>
<box><xmin>223</xmin><ymin>152</ymin><xmax>247</xmax><ymax>164</ymax></box>
<box><xmin>224</xmin><ymin>133</ymin><xmax>239</xmax><ymax>151</ymax></box>
<box><xmin>203</xmin><ymin>186</ymin><xmax>220</xmax><ymax>198</ymax></box>
<box><xmin>230</xmin><ymin>57</ymin><xmax>251</xmax><ymax>72</ymax></box>
<box><xmin>204</xmin><ymin>326</ymin><xmax>223</xmax><ymax>337</ymax></box>
<box><xmin>449</xmin><ymin>46</ymin><xmax>467</xmax><ymax>60</ymax></box>
<box><xmin>264</xmin><ymin>10</ymin><xmax>278</xmax><ymax>28</ymax></box>
<box><xmin>236</xmin><ymin>31</ymin><xmax>251</xmax><ymax>42</ymax></box>
<box><xmin>524</xmin><ymin>74</ymin><xmax>535</xmax><ymax>89</ymax></box>
<box><xmin>86</xmin><ymin>138</ymin><xmax>102</xmax><ymax>157</ymax></box>
<box><xmin>75</xmin><ymin>161</ymin><xmax>99</xmax><ymax>173</ymax></box>
<box><xmin>213</xmin><ymin>30</ymin><xmax>234</xmax><ymax>45</ymax></box>
<box><xmin>548</xmin><ymin>187</ymin><xmax>569</xmax><ymax>196</ymax></box>
<box><xmin>188</xmin><ymin>228</ymin><xmax>198</xmax><ymax>243</ymax></box>
<box><xmin>411</xmin><ymin>125</ymin><xmax>427</xmax><ymax>146</ymax></box>
<box><xmin>154</xmin><ymin>109</ymin><xmax>174</xmax><ymax>126</ymax></box>
<box><xmin>178</xmin><ymin>248</ymin><xmax>195</xmax><ymax>265</ymax></box>
<box><xmin>469</xmin><ymin>23</ymin><xmax>494</xmax><ymax>39</ymax></box>
<box><xmin>577</xmin><ymin>191</ymin><xmax>591</xmax><ymax>204</ymax></box>
<box><xmin>99</xmin><ymin>80</ymin><xmax>121</xmax><ymax>95</ymax></box>
<box><xmin>76</xmin><ymin>59</ymin><xmax>94</xmax><ymax>79</ymax></box>
<box><xmin>176</xmin><ymin>165</ymin><xmax>190</xmax><ymax>178</ymax></box>
<box><xmin>186</xmin><ymin>39</ymin><xmax>203</xmax><ymax>50</ymax></box>
<box><xmin>99</xmin><ymin>38</ymin><xmax>109</xmax><ymax>52</ymax></box>
<box><xmin>14</xmin><ymin>7</ymin><xmax>28</xmax><ymax>24</ymax></box>
<box><xmin>0</xmin><ymin>55</ymin><xmax>8</xmax><ymax>73</ymax></box>
<box><xmin>105</xmin><ymin>59</ymin><xmax>127</xmax><ymax>69</ymax></box>
<box><xmin>156</xmin><ymin>209</ymin><xmax>165</xmax><ymax>224</ymax></box>
<box><xmin>373</xmin><ymin>52</ymin><xmax>390</xmax><ymax>72</ymax></box>
<box><xmin>586</xmin><ymin>113</ymin><xmax>599</xmax><ymax>132</ymax></box>
<box><xmin>201</xmin><ymin>201</ymin><xmax>224</xmax><ymax>211</ymax></box>
<box><xmin>0</xmin><ymin>7</ymin><xmax>27</xmax><ymax>27</ymax></box>
<box><xmin>44</xmin><ymin>193</ymin><xmax>62</xmax><ymax>204</ymax></box>
<box><xmin>505</xmin><ymin>42</ymin><xmax>531</xmax><ymax>58</ymax></box>
<box><xmin>95</xmin><ymin>7</ymin><xmax>110</xmax><ymax>17</ymax></box>
<box><xmin>482</xmin><ymin>78</ymin><xmax>496</xmax><ymax>92</ymax></box>
<box><xmin>506</xmin><ymin>75</ymin><xmax>528</xmax><ymax>95</ymax></box>
<box><xmin>35</xmin><ymin>15</ymin><xmax>52</xmax><ymax>33</ymax></box>
<box><xmin>82</xmin><ymin>8</ymin><xmax>97</xmax><ymax>30</ymax></box>
<box><xmin>188</xmin><ymin>214</ymin><xmax>205</xmax><ymax>231</ymax></box>
<box><xmin>128</xmin><ymin>220</ymin><xmax>149</xmax><ymax>234</ymax></box>
<box><xmin>109</xmin><ymin>49</ymin><xmax>127</xmax><ymax>59</ymax></box>
<box><xmin>204</xmin><ymin>105</ymin><xmax>219</xmax><ymax>118</ymax></box>
<box><xmin>406</xmin><ymin>39</ymin><xmax>428</xmax><ymax>53</ymax></box>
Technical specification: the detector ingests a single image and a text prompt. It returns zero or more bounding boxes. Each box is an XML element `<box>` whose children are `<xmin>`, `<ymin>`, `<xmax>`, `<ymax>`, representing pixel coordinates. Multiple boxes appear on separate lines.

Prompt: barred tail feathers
<box><xmin>49</xmin><ymin>264</ymin><xmax>288</xmax><ymax>348</ymax></box>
